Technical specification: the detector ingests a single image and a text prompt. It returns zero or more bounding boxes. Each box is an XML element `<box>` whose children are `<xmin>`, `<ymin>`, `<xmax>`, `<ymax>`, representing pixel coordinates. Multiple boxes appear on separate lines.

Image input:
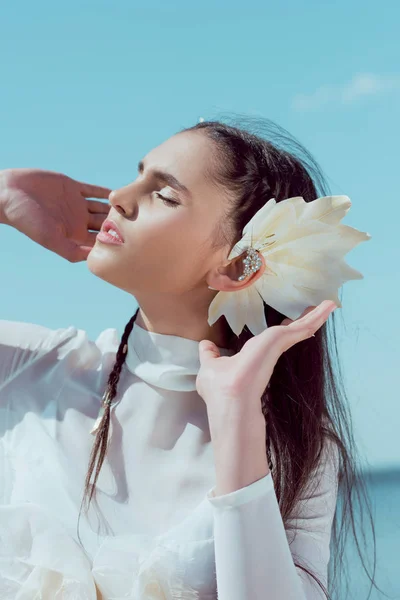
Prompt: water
<box><xmin>335</xmin><ymin>468</ymin><xmax>400</xmax><ymax>599</ymax></box>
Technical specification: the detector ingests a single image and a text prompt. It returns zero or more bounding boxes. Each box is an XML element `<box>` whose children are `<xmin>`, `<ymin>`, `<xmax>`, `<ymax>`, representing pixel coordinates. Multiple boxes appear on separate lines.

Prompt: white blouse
<box><xmin>0</xmin><ymin>318</ymin><xmax>339</xmax><ymax>599</ymax></box>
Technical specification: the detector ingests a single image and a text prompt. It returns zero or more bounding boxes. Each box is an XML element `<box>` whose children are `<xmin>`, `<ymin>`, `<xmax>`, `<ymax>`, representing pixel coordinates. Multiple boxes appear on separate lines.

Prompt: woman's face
<box><xmin>87</xmin><ymin>131</ymin><xmax>234</xmax><ymax>299</ymax></box>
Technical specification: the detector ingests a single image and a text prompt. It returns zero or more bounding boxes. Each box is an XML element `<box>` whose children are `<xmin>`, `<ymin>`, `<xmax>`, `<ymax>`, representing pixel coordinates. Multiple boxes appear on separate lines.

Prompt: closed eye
<box><xmin>155</xmin><ymin>192</ymin><xmax>180</xmax><ymax>208</ymax></box>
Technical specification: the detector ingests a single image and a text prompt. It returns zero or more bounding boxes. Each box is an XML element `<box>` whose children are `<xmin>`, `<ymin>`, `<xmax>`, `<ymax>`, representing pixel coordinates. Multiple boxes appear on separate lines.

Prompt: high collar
<box><xmin>124</xmin><ymin>321</ymin><xmax>234</xmax><ymax>392</ymax></box>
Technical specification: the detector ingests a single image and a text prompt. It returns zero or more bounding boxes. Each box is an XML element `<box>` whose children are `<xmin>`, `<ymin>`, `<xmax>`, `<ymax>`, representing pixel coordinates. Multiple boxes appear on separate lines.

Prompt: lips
<box><xmin>101</xmin><ymin>219</ymin><xmax>125</xmax><ymax>243</ymax></box>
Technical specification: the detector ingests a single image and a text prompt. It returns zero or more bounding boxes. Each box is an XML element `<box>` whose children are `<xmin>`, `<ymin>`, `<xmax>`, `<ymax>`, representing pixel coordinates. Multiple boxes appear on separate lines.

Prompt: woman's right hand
<box><xmin>0</xmin><ymin>168</ymin><xmax>111</xmax><ymax>262</ymax></box>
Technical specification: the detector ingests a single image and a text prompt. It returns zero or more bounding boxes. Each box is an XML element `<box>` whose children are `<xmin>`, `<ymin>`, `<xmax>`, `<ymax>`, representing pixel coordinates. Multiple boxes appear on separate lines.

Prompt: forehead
<box><xmin>144</xmin><ymin>131</ymin><xmax>217</xmax><ymax>193</ymax></box>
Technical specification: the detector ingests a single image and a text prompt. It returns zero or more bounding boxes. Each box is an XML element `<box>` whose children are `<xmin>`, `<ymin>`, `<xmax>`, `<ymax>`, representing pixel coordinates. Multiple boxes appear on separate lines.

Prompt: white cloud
<box><xmin>291</xmin><ymin>72</ymin><xmax>400</xmax><ymax>111</ymax></box>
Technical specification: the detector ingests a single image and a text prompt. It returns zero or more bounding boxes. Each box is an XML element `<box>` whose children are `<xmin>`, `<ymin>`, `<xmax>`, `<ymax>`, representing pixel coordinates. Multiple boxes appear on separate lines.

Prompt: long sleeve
<box><xmin>206</xmin><ymin>438</ymin><xmax>340</xmax><ymax>600</ymax></box>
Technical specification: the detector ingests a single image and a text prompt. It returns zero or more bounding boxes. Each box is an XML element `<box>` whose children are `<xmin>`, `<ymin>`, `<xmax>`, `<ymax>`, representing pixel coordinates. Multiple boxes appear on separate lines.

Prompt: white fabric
<box><xmin>0</xmin><ymin>318</ymin><xmax>339</xmax><ymax>599</ymax></box>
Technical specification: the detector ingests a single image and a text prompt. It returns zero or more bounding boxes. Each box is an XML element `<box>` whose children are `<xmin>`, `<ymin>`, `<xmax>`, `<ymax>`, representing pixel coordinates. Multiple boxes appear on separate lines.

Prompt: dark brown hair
<box><xmin>78</xmin><ymin>115</ymin><xmax>385</xmax><ymax>599</ymax></box>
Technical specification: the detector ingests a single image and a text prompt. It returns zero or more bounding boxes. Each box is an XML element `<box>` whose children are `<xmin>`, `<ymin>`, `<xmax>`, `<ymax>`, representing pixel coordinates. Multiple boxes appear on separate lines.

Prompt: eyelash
<box><xmin>155</xmin><ymin>192</ymin><xmax>180</xmax><ymax>208</ymax></box>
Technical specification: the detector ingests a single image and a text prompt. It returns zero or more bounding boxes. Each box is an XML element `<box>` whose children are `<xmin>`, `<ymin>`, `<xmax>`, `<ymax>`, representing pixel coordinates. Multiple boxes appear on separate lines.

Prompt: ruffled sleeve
<box><xmin>0</xmin><ymin>504</ymin><xmax>214</xmax><ymax>599</ymax></box>
<box><xmin>0</xmin><ymin>320</ymin><xmax>77</xmax><ymax>391</ymax></box>
<box><xmin>0</xmin><ymin>503</ymin><xmax>98</xmax><ymax>599</ymax></box>
<box><xmin>91</xmin><ymin>534</ymin><xmax>205</xmax><ymax>600</ymax></box>
<box><xmin>206</xmin><ymin>439</ymin><xmax>340</xmax><ymax>599</ymax></box>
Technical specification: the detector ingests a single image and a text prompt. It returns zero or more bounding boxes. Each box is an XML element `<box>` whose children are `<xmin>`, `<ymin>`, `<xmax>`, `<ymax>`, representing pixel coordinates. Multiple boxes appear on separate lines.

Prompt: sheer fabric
<box><xmin>0</xmin><ymin>319</ymin><xmax>339</xmax><ymax>599</ymax></box>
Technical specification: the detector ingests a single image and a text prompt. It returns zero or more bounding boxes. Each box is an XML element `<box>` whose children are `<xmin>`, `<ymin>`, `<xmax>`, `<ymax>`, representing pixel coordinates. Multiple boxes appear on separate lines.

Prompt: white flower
<box><xmin>208</xmin><ymin>195</ymin><xmax>371</xmax><ymax>336</ymax></box>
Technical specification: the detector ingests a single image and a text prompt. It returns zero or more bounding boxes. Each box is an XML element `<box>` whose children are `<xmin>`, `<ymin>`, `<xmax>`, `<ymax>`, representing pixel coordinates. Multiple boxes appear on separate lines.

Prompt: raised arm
<box><xmin>206</xmin><ymin>437</ymin><xmax>340</xmax><ymax>599</ymax></box>
<box><xmin>0</xmin><ymin>168</ymin><xmax>112</xmax><ymax>388</ymax></box>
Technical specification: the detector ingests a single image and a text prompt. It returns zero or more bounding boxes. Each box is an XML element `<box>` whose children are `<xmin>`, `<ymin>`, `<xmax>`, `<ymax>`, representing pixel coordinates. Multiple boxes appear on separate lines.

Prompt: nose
<box><xmin>108</xmin><ymin>185</ymin><xmax>137</xmax><ymax>219</ymax></box>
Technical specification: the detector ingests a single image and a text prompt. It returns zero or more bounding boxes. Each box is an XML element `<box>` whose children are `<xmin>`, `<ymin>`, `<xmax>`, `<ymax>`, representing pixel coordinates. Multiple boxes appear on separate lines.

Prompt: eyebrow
<box><xmin>137</xmin><ymin>159</ymin><xmax>192</xmax><ymax>198</ymax></box>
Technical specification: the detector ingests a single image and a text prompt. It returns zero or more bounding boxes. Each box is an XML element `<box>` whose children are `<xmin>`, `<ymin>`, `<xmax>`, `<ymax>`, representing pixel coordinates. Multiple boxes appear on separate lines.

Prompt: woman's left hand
<box><xmin>196</xmin><ymin>300</ymin><xmax>337</xmax><ymax>416</ymax></box>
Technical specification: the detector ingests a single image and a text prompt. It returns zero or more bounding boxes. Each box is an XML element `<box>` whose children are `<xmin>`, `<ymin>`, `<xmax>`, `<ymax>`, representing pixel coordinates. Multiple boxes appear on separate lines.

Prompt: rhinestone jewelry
<box><xmin>237</xmin><ymin>247</ymin><xmax>263</xmax><ymax>281</ymax></box>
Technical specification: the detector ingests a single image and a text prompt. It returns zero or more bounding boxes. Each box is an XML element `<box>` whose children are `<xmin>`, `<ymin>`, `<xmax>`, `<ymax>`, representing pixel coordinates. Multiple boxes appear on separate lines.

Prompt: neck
<box><xmin>134</xmin><ymin>290</ymin><xmax>234</xmax><ymax>349</ymax></box>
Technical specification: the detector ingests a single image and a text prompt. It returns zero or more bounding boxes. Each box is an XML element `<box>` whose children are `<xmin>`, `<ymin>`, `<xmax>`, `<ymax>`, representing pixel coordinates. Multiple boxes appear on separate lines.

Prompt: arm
<box><xmin>206</xmin><ymin>435</ymin><xmax>339</xmax><ymax>600</ymax></box>
<box><xmin>197</xmin><ymin>295</ymin><xmax>339</xmax><ymax>599</ymax></box>
<box><xmin>0</xmin><ymin>170</ymin><xmax>68</xmax><ymax>387</ymax></box>
<box><xmin>0</xmin><ymin>168</ymin><xmax>110</xmax><ymax>386</ymax></box>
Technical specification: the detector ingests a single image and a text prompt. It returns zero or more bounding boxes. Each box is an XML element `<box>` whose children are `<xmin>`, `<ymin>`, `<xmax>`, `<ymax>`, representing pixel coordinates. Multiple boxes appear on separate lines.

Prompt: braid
<box><xmin>80</xmin><ymin>307</ymin><xmax>139</xmax><ymax>514</ymax></box>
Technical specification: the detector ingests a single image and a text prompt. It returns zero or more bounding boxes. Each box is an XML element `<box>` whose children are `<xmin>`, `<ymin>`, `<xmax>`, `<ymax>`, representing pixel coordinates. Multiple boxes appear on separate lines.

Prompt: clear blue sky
<box><xmin>0</xmin><ymin>0</ymin><xmax>398</xmax><ymax>470</ymax></box>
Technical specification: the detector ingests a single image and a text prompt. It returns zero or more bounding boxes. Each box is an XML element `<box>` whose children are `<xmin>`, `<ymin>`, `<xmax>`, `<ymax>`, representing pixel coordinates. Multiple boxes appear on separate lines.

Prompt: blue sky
<box><xmin>0</xmin><ymin>0</ymin><xmax>398</xmax><ymax>470</ymax></box>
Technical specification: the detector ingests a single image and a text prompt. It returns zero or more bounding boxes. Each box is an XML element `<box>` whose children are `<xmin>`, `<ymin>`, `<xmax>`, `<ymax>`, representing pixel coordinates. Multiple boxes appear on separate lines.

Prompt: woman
<box><xmin>0</xmin><ymin>119</ymin><xmax>379</xmax><ymax>599</ymax></box>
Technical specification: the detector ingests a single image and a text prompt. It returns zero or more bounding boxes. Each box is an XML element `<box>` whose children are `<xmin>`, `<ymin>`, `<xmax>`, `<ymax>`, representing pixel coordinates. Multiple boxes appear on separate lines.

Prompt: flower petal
<box><xmin>263</xmin><ymin>222</ymin><xmax>370</xmax><ymax>260</ymax></box>
<box><xmin>291</xmin><ymin>195</ymin><xmax>352</xmax><ymax>224</ymax></box>
<box><xmin>241</xmin><ymin>197</ymin><xmax>277</xmax><ymax>238</ymax></box>
<box><xmin>255</xmin><ymin>272</ymin><xmax>315</xmax><ymax>320</ymax></box>
<box><xmin>208</xmin><ymin>289</ymin><xmax>247</xmax><ymax>335</ymax></box>
<box><xmin>208</xmin><ymin>286</ymin><xmax>267</xmax><ymax>336</ymax></box>
<box><xmin>266</xmin><ymin>243</ymin><xmax>365</xmax><ymax>285</ymax></box>
<box><xmin>257</xmin><ymin>248</ymin><xmax>363</xmax><ymax>318</ymax></box>
<box><xmin>242</xmin><ymin>286</ymin><xmax>268</xmax><ymax>336</ymax></box>
<box><xmin>228</xmin><ymin>200</ymin><xmax>297</xmax><ymax>260</ymax></box>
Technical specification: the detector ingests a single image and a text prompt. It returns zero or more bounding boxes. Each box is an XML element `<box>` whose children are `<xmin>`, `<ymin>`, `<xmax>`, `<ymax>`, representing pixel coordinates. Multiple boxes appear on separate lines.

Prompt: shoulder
<box><xmin>0</xmin><ymin>319</ymin><xmax>76</xmax><ymax>350</ymax></box>
<box><xmin>0</xmin><ymin>320</ymin><xmax>120</xmax><ymax>388</ymax></box>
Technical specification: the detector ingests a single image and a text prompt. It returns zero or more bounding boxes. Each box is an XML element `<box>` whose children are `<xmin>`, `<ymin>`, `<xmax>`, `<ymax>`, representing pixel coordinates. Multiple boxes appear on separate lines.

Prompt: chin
<box><xmin>86</xmin><ymin>244</ymin><xmax>120</xmax><ymax>283</ymax></box>
<box><xmin>86</xmin><ymin>245</ymin><xmax>136</xmax><ymax>295</ymax></box>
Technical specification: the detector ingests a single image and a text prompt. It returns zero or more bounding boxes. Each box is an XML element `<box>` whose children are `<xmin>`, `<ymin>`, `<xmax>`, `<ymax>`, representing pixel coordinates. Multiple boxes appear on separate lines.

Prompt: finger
<box><xmin>198</xmin><ymin>340</ymin><xmax>221</xmax><ymax>366</ymax></box>
<box><xmin>283</xmin><ymin>301</ymin><xmax>336</xmax><ymax>346</ymax></box>
<box><xmin>87</xmin><ymin>199</ymin><xmax>111</xmax><ymax>214</ymax></box>
<box><xmin>87</xmin><ymin>212</ymin><xmax>107</xmax><ymax>231</ymax></box>
<box><xmin>238</xmin><ymin>302</ymin><xmax>336</xmax><ymax>376</ymax></box>
<box><xmin>292</xmin><ymin>301</ymin><xmax>335</xmax><ymax>329</ymax></box>
<box><xmin>79</xmin><ymin>182</ymin><xmax>112</xmax><ymax>199</ymax></box>
<box><xmin>280</xmin><ymin>306</ymin><xmax>315</xmax><ymax>327</ymax></box>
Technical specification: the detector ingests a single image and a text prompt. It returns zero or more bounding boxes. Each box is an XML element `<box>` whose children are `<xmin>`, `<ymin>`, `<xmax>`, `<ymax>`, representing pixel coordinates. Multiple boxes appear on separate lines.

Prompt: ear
<box><xmin>206</xmin><ymin>251</ymin><xmax>266</xmax><ymax>292</ymax></box>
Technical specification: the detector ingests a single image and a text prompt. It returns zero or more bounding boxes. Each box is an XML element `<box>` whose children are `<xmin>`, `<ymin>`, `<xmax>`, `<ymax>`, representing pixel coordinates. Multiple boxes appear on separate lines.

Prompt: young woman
<box><xmin>0</xmin><ymin>119</ymin><xmax>380</xmax><ymax>599</ymax></box>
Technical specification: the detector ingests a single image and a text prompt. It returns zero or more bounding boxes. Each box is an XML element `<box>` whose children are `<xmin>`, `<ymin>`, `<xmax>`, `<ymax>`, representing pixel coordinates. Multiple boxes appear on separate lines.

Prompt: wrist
<box><xmin>206</xmin><ymin>396</ymin><xmax>265</xmax><ymax>441</ymax></box>
<box><xmin>211</xmin><ymin>418</ymin><xmax>269</xmax><ymax>495</ymax></box>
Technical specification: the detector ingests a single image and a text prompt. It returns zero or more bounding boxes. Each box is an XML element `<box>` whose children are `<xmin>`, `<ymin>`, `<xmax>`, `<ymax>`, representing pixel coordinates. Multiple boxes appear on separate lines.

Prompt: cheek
<box><xmin>87</xmin><ymin>212</ymin><xmax>214</xmax><ymax>294</ymax></box>
<box><xmin>139</xmin><ymin>228</ymin><xmax>204</xmax><ymax>291</ymax></box>
<box><xmin>133</xmin><ymin>218</ymin><xmax>212</xmax><ymax>292</ymax></box>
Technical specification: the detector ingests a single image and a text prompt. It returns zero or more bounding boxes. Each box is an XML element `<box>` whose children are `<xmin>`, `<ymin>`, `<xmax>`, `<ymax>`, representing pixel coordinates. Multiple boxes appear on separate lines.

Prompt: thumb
<box><xmin>198</xmin><ymin>340</ymin><xmax>221</xmax><ymax>365</ymax></box>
